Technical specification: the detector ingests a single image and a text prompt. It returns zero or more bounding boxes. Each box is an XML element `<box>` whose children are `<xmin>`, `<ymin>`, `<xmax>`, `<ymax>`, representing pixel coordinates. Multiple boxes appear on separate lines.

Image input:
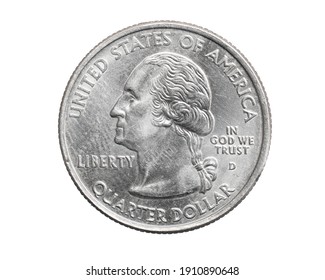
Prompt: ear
<box><xmin>160</xmin><ymin>118</ymin><xmax>173</xmax><ymax>127</ymax></box>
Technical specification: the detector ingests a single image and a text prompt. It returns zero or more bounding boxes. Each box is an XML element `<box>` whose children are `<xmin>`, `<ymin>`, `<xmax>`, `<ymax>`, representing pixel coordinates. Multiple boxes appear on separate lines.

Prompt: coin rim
<box><xmin>58</xmin><ymin>21</ymin><xmax>272</xmax><ymax>233</ymax></box>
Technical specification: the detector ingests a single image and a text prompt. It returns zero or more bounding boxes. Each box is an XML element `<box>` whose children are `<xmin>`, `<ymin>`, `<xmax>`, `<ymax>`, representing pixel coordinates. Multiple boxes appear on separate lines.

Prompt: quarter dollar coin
<box><xmin>59</xmin><ymin>21</ymin><xmax>271</xmax><ymax>233</ymax></box>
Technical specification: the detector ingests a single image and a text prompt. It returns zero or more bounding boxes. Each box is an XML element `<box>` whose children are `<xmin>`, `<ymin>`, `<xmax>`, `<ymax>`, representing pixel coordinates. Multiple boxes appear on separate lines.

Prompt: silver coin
<box><xmin>59</xmin><ymin>21</ymin><xmax>271</xmax><ymax>233</ymax></box>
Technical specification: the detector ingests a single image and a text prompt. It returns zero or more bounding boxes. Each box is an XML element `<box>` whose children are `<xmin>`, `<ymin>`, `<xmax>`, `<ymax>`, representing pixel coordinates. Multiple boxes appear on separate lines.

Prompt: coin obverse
<box><xmin>59</xmin><ymin>21</ymin><xmax>271</xmax><ymax>233</ymax></box>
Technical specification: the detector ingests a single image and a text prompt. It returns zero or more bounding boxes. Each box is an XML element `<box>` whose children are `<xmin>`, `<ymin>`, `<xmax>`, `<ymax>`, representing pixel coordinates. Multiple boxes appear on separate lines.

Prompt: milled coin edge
<box><xmin>58</xmin><ymin>20</ymin><xmax>272</xmax><ymax>233</ymax></box>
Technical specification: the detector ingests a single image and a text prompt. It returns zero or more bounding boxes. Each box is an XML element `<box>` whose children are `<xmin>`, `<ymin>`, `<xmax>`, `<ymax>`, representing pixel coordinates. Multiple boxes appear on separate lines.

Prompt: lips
<box><xmin>116</xmin><ymin>123</ymin><xmax>124</xmax><ymax>129</ymax></box>
<box><xmin>115</xmin><ymin>119</ymin><xmax>124</xmax><ymax>129</ymax></box>
<box><xmin>115</xmin><ymin>122</ymin><xmax>124</xmax><ymax>135</ymax></box>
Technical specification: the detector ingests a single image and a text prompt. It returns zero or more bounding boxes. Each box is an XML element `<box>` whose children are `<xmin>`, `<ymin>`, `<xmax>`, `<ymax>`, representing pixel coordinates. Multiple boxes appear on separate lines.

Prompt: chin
<box><xmin>114</xmin><ymin>128</ymin><xmax>125</xmax><ymax>144</ymax></box>
<box><xmin>114</xmin><ymin>136</ymin><xmax>125</xmax><ymax>145</ymax></box>
<box><xmin>115</xmin><ymin>137</ymin><xmax>138</xmax><ymax>152</ymax></box>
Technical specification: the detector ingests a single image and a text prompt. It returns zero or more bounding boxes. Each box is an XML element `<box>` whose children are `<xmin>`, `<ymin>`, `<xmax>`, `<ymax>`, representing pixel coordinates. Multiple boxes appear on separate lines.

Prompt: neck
<box><xmin>129</xmin><ymin>129</ymin><xmax>200</xmax><ymax>198</ymax></box>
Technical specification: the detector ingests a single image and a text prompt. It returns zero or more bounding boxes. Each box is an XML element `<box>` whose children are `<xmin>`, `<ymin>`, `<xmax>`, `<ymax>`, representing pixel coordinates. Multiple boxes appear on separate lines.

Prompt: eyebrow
<box><xmin>125</xmin><ymin>86</ymin><xmax>137</xmax><ymax>98</ymax></box>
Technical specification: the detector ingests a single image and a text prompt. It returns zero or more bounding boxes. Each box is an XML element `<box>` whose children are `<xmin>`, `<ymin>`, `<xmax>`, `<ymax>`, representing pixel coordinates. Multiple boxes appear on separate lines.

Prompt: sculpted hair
<box><xmin>143</xmin><ymin>52</ymin><xmax>217</xmax><ymax>193</ymax></box>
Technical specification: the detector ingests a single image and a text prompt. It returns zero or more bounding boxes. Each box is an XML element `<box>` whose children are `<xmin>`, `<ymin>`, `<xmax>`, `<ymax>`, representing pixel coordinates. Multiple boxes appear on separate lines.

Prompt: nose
<box><xmin>110</xmin><ymin>96</ymin><xmax>125</xmax><ymax>118</ymax></box>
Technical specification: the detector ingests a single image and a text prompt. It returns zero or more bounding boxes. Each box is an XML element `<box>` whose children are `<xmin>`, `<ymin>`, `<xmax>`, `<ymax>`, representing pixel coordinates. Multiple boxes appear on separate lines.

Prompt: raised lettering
<box><xmin>219</xmin><ymin>184</ymin><xmax>236</xmax><ymax>197</ymax></box>
<box><xmin>131</xmin><ymin>36</ymin><xmax>146</xmax><ymax>52</ymax></box>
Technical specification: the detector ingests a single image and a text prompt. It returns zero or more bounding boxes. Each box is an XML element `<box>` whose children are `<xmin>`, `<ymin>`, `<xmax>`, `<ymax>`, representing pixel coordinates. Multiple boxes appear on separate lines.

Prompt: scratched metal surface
<box><xmin>59</xmin><ymin>21</ymin><xmax>271</xmax><ymax>233</ymax></box>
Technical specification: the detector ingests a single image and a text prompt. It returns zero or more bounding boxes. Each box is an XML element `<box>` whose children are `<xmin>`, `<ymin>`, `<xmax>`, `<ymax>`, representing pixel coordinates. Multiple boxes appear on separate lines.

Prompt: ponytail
<box><xmin>174</xmin><ymin>126</ymin><xmax>217</xmax><ymax>193</ymax></box>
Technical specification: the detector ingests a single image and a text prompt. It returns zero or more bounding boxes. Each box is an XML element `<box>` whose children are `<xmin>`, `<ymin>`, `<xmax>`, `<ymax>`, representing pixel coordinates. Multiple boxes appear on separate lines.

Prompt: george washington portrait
<box><xmin>110</xmin><ymin>52</ymin><xmax>217</xmax><ymax>198</ymax></box>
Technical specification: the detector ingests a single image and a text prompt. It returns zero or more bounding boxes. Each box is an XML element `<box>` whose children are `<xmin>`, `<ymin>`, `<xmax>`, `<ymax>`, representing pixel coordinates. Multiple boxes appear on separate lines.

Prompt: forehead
<box><xmin>125</xmin><ymin>63</ymin><xmax>158</xmax><ymax>91</ymax></box>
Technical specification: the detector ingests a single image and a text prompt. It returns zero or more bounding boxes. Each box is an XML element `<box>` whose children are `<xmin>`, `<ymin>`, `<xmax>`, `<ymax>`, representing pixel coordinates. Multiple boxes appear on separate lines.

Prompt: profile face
<box><xmin>110</xmin><ymin>64</ymin><xmax>161</xmax><ymax>151</ymax></box>
<box><xmin>110</xmin><ymin>52</ymin><xmax>217</xmax><ymax>196</ymax></box>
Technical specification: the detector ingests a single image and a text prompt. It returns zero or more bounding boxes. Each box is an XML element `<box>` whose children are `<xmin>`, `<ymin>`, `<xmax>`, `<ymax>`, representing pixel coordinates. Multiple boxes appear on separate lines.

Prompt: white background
<box><xmin>1</xmin><ymin>1</ymin><xmax>324</xmax><ymax>279</ymax></box>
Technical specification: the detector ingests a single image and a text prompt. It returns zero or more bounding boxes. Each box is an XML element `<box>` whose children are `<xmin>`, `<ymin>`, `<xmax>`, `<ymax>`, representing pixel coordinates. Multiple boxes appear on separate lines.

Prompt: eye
<box><xmin>129</xmin><ymin>96</ymin><xmax>135</xmax><ymax>103</ymax></box>
<box><xmin>126</xmin><ymin>89</ymin><xmax>136</xmax><ymax>102</ymax></box>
